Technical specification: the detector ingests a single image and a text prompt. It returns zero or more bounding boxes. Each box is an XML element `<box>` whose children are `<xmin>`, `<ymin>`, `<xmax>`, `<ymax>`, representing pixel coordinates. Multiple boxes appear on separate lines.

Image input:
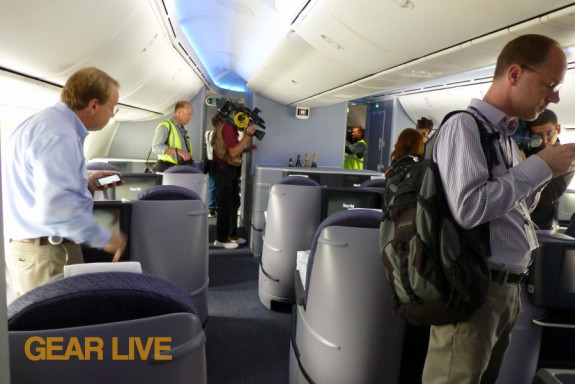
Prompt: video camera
<box><xmin>217</xmin><ymin>99</ymin><xmax>266</xmax><ymax>141</ymax></box>
<box><xmin>512</xmin><ymin>119</ymin><xmax>543</xmax><ymax>155</ymax></box>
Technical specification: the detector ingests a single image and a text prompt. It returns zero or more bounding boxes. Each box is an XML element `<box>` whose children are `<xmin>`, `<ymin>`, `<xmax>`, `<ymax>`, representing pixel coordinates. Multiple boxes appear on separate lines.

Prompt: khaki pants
<box><xmin>422</xmin><ymin>281</ymin><xmax>522</xmax><ymax>384</ymax></box>
<box><xmin>5</xmin><ymin>240</ymin><xmax>83</xmax><ymax>297</ymax></box>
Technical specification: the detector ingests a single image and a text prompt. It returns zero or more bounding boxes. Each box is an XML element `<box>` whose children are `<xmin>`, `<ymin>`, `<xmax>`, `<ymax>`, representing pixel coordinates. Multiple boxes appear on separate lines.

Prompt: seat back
<box><xmin>161</xmin><ymin>165</ymin><xmax>208</xmax><ymax>204</ymax></box>
<box><xmin>291</xmin><ymin>209</ymin><xmax>405</xmax><ymax>384</ymax></box>
<box><xmin>8</xmin><ymin>272</ymin><xmax>207</xmax><ymax>384</ymax></box>
<box><xmin>258</xmin><ymin>176</ymin><xmax>322</xmax><ymax>309</ymax></box>
<box><xmin>495</xmin><ymin>282</ymin><xmax>546</xmax><ymax>384</ymax></box>
<box><xmin>359</xmin><ymin>177</ymin><xmax>386</xmax><ymax>200</ymax></box>
<box><xmin>130</xmin><ymin>185</ymin><xmax>209</xmax><ymax>325</ymax></box>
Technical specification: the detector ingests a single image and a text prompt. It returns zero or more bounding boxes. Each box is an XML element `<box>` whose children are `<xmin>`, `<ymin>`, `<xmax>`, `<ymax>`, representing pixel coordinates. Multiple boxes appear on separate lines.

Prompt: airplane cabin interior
<box><xmin>2</xmin><ymin>0</ymin><xmax>575</xmax><ymax>383</ymax></box>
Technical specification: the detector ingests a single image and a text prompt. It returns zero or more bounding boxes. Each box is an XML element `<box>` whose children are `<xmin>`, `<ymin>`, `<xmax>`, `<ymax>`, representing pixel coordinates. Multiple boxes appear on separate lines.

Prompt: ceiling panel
<box><xmin>0</xmin><ymin>0</ymin><xmax>205</xmax><ymax>120</ymax></box>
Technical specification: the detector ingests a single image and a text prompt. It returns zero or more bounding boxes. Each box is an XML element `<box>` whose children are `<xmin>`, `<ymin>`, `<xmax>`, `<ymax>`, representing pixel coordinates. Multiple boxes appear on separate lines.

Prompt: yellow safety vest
<box><xmin>344</xmin><ymin>139</ymin><xmax>366</xmax><ymax>169</ymax></box>
<box><xmin>157</xmin><ymin>120</ymin><xmax>192</xmax><ymax>164</ymax></box>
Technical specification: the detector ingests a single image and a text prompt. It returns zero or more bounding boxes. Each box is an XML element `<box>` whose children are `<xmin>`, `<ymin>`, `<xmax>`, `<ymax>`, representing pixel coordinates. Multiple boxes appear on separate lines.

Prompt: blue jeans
<box><xmin>208</xmin><ymin>172</ymin><xmax>217</xmax><ymax>210</ymax></box>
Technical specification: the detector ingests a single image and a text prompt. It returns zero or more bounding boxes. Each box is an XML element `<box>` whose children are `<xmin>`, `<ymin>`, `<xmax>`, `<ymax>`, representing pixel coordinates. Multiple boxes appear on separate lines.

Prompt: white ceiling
<box><xmin>1</xmin><ymin>0</ymin><xmax>575</xmax><ymax>121</ymax></box>
<box><xmin>166</xmin><ymin>0</ymin><xmax>575</xmax><ymax>106</ymax></box>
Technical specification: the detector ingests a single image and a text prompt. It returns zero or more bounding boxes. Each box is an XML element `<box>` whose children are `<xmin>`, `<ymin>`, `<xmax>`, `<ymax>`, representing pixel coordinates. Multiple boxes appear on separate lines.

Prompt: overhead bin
<box><xmin>247</xmin><ymin>32</ymin><xmax>353</xmax><ymax>105</ymax></box>
<box><xmin>0</xmin><ymin>0</ymin><xmax>204</xmax><ymax>121</ymax></box>
<box><xmin>276</xmin><ymin>0</ymin><xmax>574</xmax><ymax>107</ymax></box>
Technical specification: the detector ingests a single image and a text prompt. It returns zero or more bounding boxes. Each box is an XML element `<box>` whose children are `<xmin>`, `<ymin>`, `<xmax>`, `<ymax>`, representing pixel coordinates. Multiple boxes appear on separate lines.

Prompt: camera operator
<box><xmin>523</xmin><ymin>109</ymin><xmax>575</xmax><ymax>230</ymax></box>
<box><xmin>210</xmin><ymin>113</ymin><xmax>256</xmax><ymax>249</ymax></box>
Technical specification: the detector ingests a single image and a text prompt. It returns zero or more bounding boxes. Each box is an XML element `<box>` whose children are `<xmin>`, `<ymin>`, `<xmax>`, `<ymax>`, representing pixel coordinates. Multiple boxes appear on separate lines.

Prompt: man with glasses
<box><xmin>423</xmin><ymin>34</ymin><xmax>575</xmax><ymax>383</ymax></box>
<box><xmin>151</xmin><ymin>100</ymin><xmax>195</xmax><ymax>172</ymax></box>
<box><xmin>525</xmin><ymin>109</ymin><xmax>575</xmax><ymax>229</ymax></box>
<box><xmin>3</xmin><ymin>67</ymin><xmax>128</xmax><ymax>296</ymax></box>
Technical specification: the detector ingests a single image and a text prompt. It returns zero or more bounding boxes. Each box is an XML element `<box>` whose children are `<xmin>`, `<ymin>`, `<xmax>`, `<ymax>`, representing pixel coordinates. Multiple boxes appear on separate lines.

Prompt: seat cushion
<box><xmin>277</xmin><ymin>175</ymin><xmax>320</xmax><ymax>187</ymax></box>
<box><xmin>163</xmin><ymin>165</ymin><xmax>202</xmax><ymax>174</ymax></box>
<box><xmin>8</xmin><ymin>272</ymin><xmax>198</xmax><ymax>331</ymax></box>
<box><xmin>136</xmin><ymin>184</ymin><xmax>201</xmax><ymax>200</ymax></box>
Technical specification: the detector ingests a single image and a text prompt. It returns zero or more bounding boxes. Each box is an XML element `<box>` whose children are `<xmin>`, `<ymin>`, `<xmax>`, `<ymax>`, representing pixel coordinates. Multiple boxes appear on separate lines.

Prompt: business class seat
<box><xmin>161</xmin><ymin>165</ymin><xmax>208</xmax><ymax>205</ymax></box>
<box><xmin>130</xmin><ymin>185</ymin><xmax>209</xmax><ymax>325</ymax></box>
<box><xmin>258</xmin><ymin>176</ymin><xmax>322</xmax><ymax>309</ymax></box>
<box><xmin>359</xmin><ymin>177</ymin><xmax>386</xmax><ymax>200</ymax></box>
<box><xmin>8</xmin><ymin>271</ymin><xmax>207</xmax><ymax>384</ymax></box>
<box><xmin>495</xmin><ymin>282</ymin><xmax>547</xmax><ymax>384</ymax></box>
<box><xmin>87</xmin><ymin>161</ymin><xmax>119</xmax><ymax>201</ymax></box>
<box><xmin>289</xmin><ymin>209</ymin><xmax>405</xmax><ymax>384</ymax></box>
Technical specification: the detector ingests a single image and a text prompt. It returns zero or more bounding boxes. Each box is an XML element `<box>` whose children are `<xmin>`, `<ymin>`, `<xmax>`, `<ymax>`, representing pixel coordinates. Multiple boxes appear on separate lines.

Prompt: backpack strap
<box><xmin>434</xmin><ymin>110</ymin><xmax>500</xmax><ymax>181</ymax></box>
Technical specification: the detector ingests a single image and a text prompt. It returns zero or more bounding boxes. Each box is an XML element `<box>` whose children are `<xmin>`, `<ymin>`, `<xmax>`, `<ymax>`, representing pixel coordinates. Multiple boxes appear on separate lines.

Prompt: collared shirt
<box><xmin>432</xmin><ymin>98</ymin><xmax>551</xmax><ymax>273</ymax></box>
<box><xmin>2</xmin><ymin>101</ymin><xmax>110</xmax><ymax>247</ymax></box>
<box><xmin>151</xmin><ymin>118</ymin><xmax>191</xmax><ymax>157</ymax></box>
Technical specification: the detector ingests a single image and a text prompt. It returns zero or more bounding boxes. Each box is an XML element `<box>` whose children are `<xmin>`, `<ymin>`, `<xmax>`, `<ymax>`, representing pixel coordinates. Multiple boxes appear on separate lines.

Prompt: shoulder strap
<box><xmin>434</xmin><ymin>110</ymin><xmax>500</xmax><ymax>180</ymax></box>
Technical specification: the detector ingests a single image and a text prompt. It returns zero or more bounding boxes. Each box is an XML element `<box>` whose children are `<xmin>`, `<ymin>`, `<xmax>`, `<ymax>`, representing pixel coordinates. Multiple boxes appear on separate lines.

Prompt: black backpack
<box><xmin>380</xmin><ymin>110</ymin><xmax>500</xmax><ymax>326</ymax></box>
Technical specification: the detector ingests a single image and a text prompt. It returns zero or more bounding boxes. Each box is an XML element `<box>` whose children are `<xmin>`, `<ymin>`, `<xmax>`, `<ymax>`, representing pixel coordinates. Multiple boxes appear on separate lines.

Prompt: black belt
<box><xmin>10</xmin><ymin>237</ymin><xmax>72</xmax><ymax>246</ymax></box>
<box><xmin>490</xmin><ymin>269</ymin><xmax>528</xmax><ymax>284</ymax></box>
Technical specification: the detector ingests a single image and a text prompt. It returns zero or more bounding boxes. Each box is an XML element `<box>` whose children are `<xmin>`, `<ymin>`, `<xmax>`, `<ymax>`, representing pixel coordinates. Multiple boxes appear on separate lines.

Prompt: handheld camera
<box><xmin>512</xmin><ymin>119</ymin><xmax>543</xmax><ymax>155</ymax></box>
<box><xmin>217</xmin><ymin>99</ymin><xmax>266</xmax><ymax>140</ymax></box>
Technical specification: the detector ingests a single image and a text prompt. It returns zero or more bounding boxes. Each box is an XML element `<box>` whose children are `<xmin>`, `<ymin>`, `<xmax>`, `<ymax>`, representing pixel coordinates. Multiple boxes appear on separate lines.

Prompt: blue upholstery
<box><xmin>136</xmin><ymin>184</ymin><xmax>201</xmax><ymax>201</ymax></box>
<box><xmin>87</xmin><ymin>162</ymin><xmax>118</xmax><ymax>171</ymax></box>
<box><xmin>305</xmin><ymin>209</ymin><xmax>383</xmax><ymax>298</ymax></box>
<box><xmin>163</xmin><ymin>165</ymin><xmax>203</xmax><ymax>174</ymax></box>
<box><xmin>277</xmin><ymin>175</ymin><xmax>320</xmax><ymax>186</ymax></box>
<box><xmin>8</xmin><ymin>272</ymin><xmax>198</xmax><ymax>331</ymax></box>
<box><xmin>359</xmin><ymin>178</ymin><xmax>386</xmax><ymax>188</ymax></box>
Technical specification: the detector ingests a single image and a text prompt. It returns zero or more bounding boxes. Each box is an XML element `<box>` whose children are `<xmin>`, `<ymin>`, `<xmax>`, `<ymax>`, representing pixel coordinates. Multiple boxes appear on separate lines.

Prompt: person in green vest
<box><xmin>151</xmin><ymin>101</ymin><xmax>194</xmax><ymax>172</ymax></box>
<box><xmin>344</xmin><ymin>126</ymin><xmax>367</xmax><ymax>169</ymax></box>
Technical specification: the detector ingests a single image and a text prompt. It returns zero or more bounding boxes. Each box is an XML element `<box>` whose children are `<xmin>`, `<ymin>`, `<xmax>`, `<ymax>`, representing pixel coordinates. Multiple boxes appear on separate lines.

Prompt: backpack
<box><xmin>380</xmin><ymin>110</ymin><xmax>500</xmax><ymax>326</ymax></box>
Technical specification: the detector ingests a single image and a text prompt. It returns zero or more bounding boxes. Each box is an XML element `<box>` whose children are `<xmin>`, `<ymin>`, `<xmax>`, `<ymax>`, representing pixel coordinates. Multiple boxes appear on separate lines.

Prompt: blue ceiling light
<box><xmin>176</xmin><ymin>15</ymin><xmax>246</xmax><ymax>93</ymax></box>
<box><xmin>171</xmin><ymin>0</ymin><xmax>310</xmax><ymax>95</ymax></box>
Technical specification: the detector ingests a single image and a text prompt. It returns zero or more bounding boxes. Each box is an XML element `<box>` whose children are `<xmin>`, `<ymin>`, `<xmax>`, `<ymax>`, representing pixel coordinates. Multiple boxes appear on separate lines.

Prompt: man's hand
<box><xmin>175</xmin><ymin>148</ymin><xmax>193</xmax><ymax>161</ymax></box>
<box><xmin>245</xmin><ymin>125</ymin><xmax>256</xmax><ymax>137</ymax></box>
<box><xmin>536</xmin><ymin>143</ymin><xmax>575</xmax><ymax>177</ymax></box>
<box><xmin>87</xmin><ymin>171</ymin><xmax>124</xmax><ymax>193</ymax></box>
<box><xmin>104</xmin><ymin>231</ymin><xmax>128</xmax><ymax>262</ymax></box>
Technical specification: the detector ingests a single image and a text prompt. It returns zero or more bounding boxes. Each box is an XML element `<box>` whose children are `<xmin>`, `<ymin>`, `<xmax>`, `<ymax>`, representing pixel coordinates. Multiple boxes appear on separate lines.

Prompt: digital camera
<box><xmin>217</xmin><ymin>99</ymin><xmax>266</xmax><ymax>140</ymax></box>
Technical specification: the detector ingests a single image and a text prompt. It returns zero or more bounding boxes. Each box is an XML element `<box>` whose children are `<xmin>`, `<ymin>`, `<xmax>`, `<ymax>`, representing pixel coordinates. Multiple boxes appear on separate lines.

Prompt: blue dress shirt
<box><xmin>2</xmin><ymin>101</ymin><xmax>110</xmax><ymax>247</ymax></box>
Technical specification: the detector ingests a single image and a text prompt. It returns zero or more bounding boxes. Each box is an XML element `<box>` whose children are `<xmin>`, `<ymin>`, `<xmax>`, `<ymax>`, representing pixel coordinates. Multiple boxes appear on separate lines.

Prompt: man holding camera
<box><xmin>210</xmin><ymin>113</ymin><xmax>256</xmax><ymax>249</ymax></box>
<box><xmin>524</xmin><ymin>109</ymin><xmax>575</xmax><ymax>229</ymax></box>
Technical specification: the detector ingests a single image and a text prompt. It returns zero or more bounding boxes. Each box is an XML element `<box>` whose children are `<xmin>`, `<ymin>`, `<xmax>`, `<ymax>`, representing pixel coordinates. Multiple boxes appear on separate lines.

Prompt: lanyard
<box><xmin>469</xmin><ymin>106</ymin><xmax>513</xmax><ymax>170</ymax></box>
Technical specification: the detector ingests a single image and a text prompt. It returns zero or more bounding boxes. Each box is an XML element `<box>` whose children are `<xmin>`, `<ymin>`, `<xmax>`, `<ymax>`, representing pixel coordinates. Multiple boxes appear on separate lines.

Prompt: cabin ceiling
<box><xmin>1</xmin><ymin>0</ymin><xmax>575</xmax><ymax>121</ymax></box>
<box><xmin>167</xmin><ymin>0</ymin><xmax>575</xmax><ymax>107</ymax></box>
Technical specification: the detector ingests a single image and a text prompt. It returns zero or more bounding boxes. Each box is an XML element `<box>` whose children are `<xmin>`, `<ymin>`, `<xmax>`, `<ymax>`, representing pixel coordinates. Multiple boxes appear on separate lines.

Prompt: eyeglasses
<box><xmin>541</xmin><ymin>127</ymin><xmax>558</xmax><ymax>138</ymax></box>
<box><xmin>113</xmin><ymin>105</ymin><xmax>120</xmax><ymax>116</ymax></box>
<box><xmin>521</xmin><ymin>65</ymin><xmax>563</xmax><ymax>93</ymax></box>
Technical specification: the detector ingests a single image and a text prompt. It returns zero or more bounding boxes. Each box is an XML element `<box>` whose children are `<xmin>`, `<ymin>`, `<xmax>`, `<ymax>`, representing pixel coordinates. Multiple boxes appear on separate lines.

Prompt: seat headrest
<box><xmin>359</xmin><ymin>178</ymin><xmax>386</xmax><ymax>188</ymax></box>
<box><xmin>305</xmin><ymin>209</ymin><xmax>383</xmax><ymax>294</ymax></box>
<box><xmin>163</xmin><ymin>165</ymin><xmax>202</xmax><ymax>174</ymax></box>
<box><xmin>8</xmin><ymin>272</ymin><xmax>198</xmax><ymax>331</ymax></box>
<box><xmin>277</xmin><ymin>176</ymin><xmax>320</xmax><ymax>187</ymax></box>
<box><xmin>64</xmin><ymin>261</ymin><xmax>142</xmax><ymax>277</ymax></box>
<box><xmin>135</xmin><ymin>185</ymin><xmax>201</xmax><ymax>200</ymax></box>
<box><xmin>86</xmin><ymin>162</ymin><xmax>118</xmax><ymax>171</ymax></box>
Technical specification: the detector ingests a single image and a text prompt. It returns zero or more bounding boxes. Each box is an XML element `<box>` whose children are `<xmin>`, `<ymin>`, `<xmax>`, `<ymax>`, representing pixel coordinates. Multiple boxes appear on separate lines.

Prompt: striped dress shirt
<box><xmin>432</xmin><ymin>98</ymin><xmax>551</xmax><ymax>273</ymax></box>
